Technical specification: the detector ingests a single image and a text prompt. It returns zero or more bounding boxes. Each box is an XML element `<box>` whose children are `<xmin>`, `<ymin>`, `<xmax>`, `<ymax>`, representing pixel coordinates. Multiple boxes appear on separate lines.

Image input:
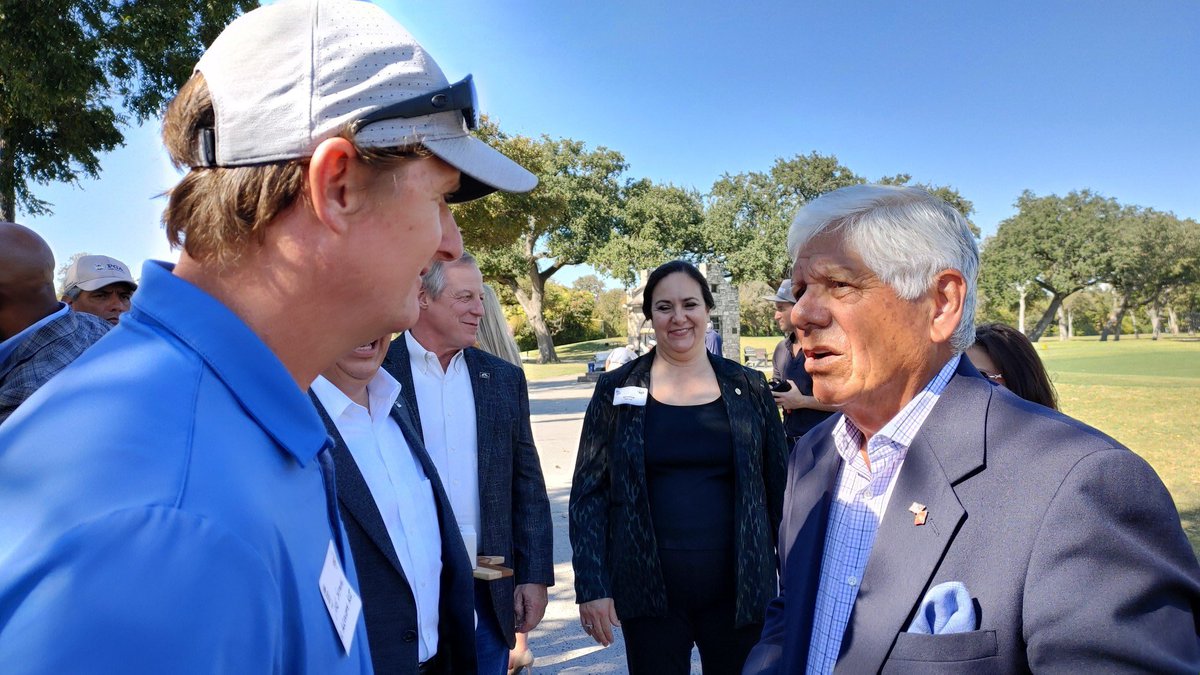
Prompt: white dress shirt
<box><xmin>405</xmin><ymin>331</ymin><xmax>480</xmax><ymax>565</ymax></box>
<box><xmin>311</xmin><ymin>370</ymin><xmax>442</xmax><ymax>662</ymax></box>
<box><xmin>806</xmin><ymin>354</ymin><xmax>961</xmax><ymax>674</ymax></box>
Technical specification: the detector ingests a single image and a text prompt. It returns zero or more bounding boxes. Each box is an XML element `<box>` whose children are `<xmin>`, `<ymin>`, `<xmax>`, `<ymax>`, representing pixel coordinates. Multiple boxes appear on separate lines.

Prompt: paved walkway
<box><xmin>521</xmin><ymin>374</ymin><xmax>702</xmax><ymax>673</ymax></box>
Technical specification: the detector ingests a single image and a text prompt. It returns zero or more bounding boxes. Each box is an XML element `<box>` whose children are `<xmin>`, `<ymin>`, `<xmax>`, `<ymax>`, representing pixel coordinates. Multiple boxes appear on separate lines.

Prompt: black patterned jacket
<box><xmin>569</xmin><ymin>349</ymin><xmax>788</xmax><ymax>628</ymax></box>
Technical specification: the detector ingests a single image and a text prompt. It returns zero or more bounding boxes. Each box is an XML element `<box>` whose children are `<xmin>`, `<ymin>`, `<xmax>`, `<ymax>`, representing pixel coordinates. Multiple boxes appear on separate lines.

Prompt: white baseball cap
<box><xmin>193</xmin><ymin>0</ymin><xmax>536</xmax><ymax>202</ymax></box>
<box><xmin>64</xmin><ymin>255</ymin><xmax>137</xmax><ymax>293</ymax></box>
<box><xmin>762</xmin><ymin>280</ymin><xmax>795</xmax><ymax>304</ymax></box>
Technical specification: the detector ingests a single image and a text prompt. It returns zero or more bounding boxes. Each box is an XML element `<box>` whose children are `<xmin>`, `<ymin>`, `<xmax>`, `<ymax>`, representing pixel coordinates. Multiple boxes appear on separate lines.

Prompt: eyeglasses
<box><xmin>978</xmin><ymin>370</ymin><xmax>1005</xmax><ymax>385</ymax></box>
<box><xmin>351</xmin><ymin>75</ymin><xmax>478</xmax><ymax>134</ymax></box>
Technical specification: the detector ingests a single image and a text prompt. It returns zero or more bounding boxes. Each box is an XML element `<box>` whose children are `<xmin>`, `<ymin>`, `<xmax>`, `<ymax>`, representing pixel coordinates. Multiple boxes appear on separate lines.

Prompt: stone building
<box><xmin>625</xmin><ymin>262</ymin><xmax>740</xmax><ymax>360</ymax></box>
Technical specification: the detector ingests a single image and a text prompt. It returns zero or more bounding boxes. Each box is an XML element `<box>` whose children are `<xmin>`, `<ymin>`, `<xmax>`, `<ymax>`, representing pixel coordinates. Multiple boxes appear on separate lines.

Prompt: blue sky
<box><xmin>21</xmin><ymin>0</ymin><xmax>1200</xmax><ymax>288</ymax></box>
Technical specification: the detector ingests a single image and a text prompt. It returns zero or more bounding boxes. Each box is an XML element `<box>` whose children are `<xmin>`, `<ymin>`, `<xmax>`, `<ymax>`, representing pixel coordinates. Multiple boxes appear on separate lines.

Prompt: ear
<box><xmin>929</xmin><ymin>268</ymin><xmax>967</xmax><ymax>344</ymax></box>
<box><xmin>307</xmin><ymin>137</ymin><xmax>371</xmax><ymax>236</ymax></box>
<box><xmin>417</xmin><ymin>286</ymin><xmax>430</xmax><ymax>310</ymax></box>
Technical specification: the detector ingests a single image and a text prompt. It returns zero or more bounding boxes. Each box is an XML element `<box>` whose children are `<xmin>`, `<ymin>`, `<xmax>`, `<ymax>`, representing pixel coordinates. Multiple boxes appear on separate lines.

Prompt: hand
<box><xmin>771</xmin><ymin>380</ymin><xmax>808</xmax><ymax>410</ymax></box>
<box><xmin>513</xmin><ymin>583</ymin><xmax>548</xmax><ymax>633</ymax></box>
<box><xmin>578</xmin><ymin>597</ymin><xmax>621</xmax><ymax>647</ymax></box>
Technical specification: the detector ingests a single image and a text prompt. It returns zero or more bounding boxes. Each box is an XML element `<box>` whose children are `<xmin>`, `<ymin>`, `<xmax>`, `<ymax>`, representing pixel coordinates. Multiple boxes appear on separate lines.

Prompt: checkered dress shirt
<box><xmin>805</xmin><ymin>355</ymin><xmax>961</xmax><ymax>674</ymax></box>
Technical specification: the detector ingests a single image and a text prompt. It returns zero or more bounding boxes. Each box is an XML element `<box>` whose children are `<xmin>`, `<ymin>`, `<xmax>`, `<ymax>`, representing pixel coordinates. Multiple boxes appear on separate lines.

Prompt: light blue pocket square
<box><xmin>907</xmin><ymin>581</ymin><xmax>977</xmax><ymax>634</ymax></box>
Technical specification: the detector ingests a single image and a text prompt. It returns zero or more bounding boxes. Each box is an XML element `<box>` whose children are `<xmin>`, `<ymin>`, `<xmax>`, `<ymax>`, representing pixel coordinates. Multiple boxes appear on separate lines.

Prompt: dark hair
<box><xmin>973</xmin><ymin>323</ymin><xmax>1058</xmax><ymax>410</ymax></box>
<box><xmin>641</xmin><ymin>260</ymin><xmax>715</xmax><ymax>320</ymax></box>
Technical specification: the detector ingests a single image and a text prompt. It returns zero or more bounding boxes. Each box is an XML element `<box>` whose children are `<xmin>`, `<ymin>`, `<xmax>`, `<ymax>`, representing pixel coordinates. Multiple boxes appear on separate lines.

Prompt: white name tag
<box><xmin>319</xmin><ymin>540</ymin><xmax>362</xmax><ymax>654</ymax></box>
<box><xmin>613</xmin><ymin>386</ymin><xmax>648</xmax><ymax>406</ymax></box>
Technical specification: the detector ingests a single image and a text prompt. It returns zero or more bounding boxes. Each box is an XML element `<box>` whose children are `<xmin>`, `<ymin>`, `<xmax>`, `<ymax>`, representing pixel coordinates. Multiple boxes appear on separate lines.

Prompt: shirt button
<box><xmin>847</xmin><ymin>576</ymin><xmax>858</xmax><ymax>586</ymax></box>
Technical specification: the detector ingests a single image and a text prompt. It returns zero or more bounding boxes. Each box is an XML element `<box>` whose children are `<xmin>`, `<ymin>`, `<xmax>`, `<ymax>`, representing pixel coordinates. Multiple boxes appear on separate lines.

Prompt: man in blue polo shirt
<box><xmin>0</xmin><ymin>1</ymin><xmax>536</xmax><ymax>672</ymax></box>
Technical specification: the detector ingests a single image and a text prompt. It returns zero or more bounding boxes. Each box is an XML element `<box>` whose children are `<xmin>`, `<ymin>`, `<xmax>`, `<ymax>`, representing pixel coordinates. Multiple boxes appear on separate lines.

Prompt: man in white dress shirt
<box><xmin>387</xmin><ymin>253</ymin><xmax>553</xmax><ymax>675</ymax></box>
<box><xmin>311</xmin><ymin>335</ymin><xmax>477</xmax><ymax>675</ymax></box>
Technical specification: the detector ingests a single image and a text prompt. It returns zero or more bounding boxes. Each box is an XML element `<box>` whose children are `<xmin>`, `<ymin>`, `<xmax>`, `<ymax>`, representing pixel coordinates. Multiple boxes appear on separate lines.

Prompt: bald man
<box><xmin>0</xmin><ymin>222</ymin><xmax>110</xmax><ymax>424</ymax></box>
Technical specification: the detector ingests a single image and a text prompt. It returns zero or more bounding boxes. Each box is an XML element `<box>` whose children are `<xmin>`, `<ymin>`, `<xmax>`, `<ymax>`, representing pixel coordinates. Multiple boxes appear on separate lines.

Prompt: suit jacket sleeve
<box><xmin>511</xmin><ymin>367</ymin><xmax>554</xmax><ymax>586</ymax></box>
<box><xmin>1024</xmin><ymin>448</ymin><xmax>1200</xmax><ymax>671</ymax></box>
<box><xmin>754</xmin><ymin>369</ymin><xmax>789</xmax><ymax>539</ymax></box>
<box><xmin>569</xmin><ymin>377</ymin><xmax>616</xmax><ymax>603</ymax></box>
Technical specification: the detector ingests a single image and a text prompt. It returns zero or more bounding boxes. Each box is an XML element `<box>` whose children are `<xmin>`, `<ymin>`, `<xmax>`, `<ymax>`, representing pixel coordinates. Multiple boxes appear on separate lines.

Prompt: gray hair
<box><xmin>787</xmin><ymin>184</ymin><xmax>978</xmax><ymax>352</ymax></box>
<box><xmin>420</xmin><ymin>251</ymin><xmax>478</xmax><ymax>300</ymax></box>
<box><xmin>63</xmin><ymin>286</ymin><xmax>82</xmax><ymax>301</ymax></box>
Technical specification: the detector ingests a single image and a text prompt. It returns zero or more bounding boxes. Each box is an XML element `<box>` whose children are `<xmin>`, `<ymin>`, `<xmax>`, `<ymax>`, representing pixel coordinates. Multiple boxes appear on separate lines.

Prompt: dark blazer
<box><xmin>569</xmin><ymin>349</ymin><xmax>789</xmax><ymax>628</ymax></box>
<box><xmin>385</xmin><ymin>338</ymin><xmax>554</xmax><ymax>648</ymax></box>
<box><xmin>744</xmin><ymin>357</ymin><xmax>1200</xmax><ymax>674</ymax></box>
<box><xmin>311</xmin><ymin>391</ymin><xmax>477</xmax><ymax>675</ymax></box>
<box><xmin>0</xmin><ymin>309</ymin><xmax>109</xmax><ymax>424</ymax></box>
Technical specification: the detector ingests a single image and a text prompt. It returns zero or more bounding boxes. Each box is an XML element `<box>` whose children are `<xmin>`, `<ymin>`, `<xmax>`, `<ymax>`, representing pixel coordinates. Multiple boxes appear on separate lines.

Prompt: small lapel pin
<box><xmin>734</xmin><ymin>387</ymin><xmax>741</xmax><ymax>395</ymax></box>
<box><xmin>481</xmin><ymin>372</ymin><xmax>490</xmax><ymax>379</ymax></box>
<box><xmin>909</xmin><ymin>501</ymin><xmax>928</xmax><ymax>526</ymax></box>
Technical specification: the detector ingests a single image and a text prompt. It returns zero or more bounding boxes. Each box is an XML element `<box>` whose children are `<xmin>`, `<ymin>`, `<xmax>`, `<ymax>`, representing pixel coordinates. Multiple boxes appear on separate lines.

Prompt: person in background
<box><xmin>704</xmin><ymin>319</ymin><xmax>723</xmax><ymax>356</ymax></box>
<box><xmin>571</xmin><ymin>260</ymin><xmax>787</xmax><ymax>675</ymax></box>
<box><xmin>310</xmin><ymin>335</ymin><xmax>477</xmax><ymax>675</ymax></box>
<box><xmin>603</xmin><ymin>343</ymin><xmax>638</xmax><ymax>371</ymax></box>
<box><xmin>477</xmin><ymin>284</ymin><xmax>522</xmax><ymax>368</ymax></box>
<box><xmin>966</xmin><ymin>322</ymin><xmax>1058</xmax><ymax>409</ymax></box>
<box><xmin>473</xmin><ymin>282</ymin><xmax>538</xmax><ymax>675</ymax></box>
<box><xmin>0</xmin><ymin>1</ymin><xmax>536</xmax><ymax>671</ymax></box>
<box><xmin>763</xmin><ymin>280</ymin><xmax>836</xmax><ymax>448</ymax></box>
<box><xmin>61</xmin><ymin>254</ymin><xmax>137</xmax><ymax>325</ymax></box>
<box><xmin>387</xmin><ymin>253</ymin><xmax>553</xmax><ymax>675</ymax></box>
<box><xmin>0</xmin><ymin>223</ymin><xmax>110</xmax><ymax>424</ymax></box>
<box><xmin>744</xmin><ymin>184</ymin><xmax>1199</xmax><ymax>674</ymax></box>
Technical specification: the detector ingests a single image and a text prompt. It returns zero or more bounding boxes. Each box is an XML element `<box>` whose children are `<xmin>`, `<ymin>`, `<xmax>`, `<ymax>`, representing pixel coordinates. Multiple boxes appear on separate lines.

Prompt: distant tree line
<box><xmin>979</xmin><ymin>190</ymin><xmax>1200</xmax><ymax>341</ymax></box>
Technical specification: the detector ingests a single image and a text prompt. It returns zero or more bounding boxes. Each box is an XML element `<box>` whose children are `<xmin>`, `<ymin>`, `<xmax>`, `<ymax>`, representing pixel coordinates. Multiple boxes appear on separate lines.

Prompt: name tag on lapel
<box><xmin>614</xmin><ymin>386</ymin><xmax>648</xmax><ymax>406</ymax></box>
<box><xmin>319</xmin><ymin>540</ymin><xmax>362</xmax><ymax>653</ymax></box>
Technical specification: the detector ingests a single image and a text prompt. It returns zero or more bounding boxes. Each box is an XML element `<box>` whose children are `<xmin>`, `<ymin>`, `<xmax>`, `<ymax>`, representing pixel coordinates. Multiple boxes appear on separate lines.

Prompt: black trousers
<box><xmin>622</xmin><ymin>548</ymin><xmax>762</xmax><ymax>675</ymax></box>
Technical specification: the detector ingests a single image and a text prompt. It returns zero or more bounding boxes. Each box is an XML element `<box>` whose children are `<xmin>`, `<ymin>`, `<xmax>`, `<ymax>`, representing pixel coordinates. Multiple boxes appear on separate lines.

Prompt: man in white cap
<box><xmin>763</xmin><ymin>280</ymin><xmax>835</xmax><ymax>449</ymax></box>
<box><xmin>62</xmin><ymin>254</ymin><xmax>138</xmax><ymax>325</ymax></box>
<box><xmin>0</xmin><ymin>223</ymin><xmax>110</xmax><ymax>425</ymax></box>
<box><xmin>0</xmin><ymin>1</ymin><xmax>536</xmax><ymax>673</ymax></box>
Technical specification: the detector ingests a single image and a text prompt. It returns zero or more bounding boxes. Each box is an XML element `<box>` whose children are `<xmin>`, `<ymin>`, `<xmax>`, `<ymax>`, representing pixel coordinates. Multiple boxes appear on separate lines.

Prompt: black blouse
<box><xmin>643</xmin><ymin>395</ymin><xmax>736</xmax><ymax>550</ymax></box>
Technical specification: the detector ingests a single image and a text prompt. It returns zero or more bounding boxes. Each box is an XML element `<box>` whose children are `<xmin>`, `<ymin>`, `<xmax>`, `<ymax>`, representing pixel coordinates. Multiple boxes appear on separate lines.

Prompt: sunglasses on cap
<box><xmin>352</xmin><ymin>74</ymin><xmax>478</xmax><ymax>134</ymax></box>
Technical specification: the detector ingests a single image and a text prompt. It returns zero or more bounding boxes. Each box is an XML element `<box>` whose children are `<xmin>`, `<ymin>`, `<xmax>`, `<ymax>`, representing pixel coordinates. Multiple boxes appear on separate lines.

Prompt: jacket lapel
<box><xmin>835</xmin><ymin>363</ymin><xmax>989</xmax><ymax>674</ymax></box>
<box><xmin>383</xmin><ymin>334</ymin><xmax>423</xmax><ymax>442</ymax></box>
<box><xmin>463</xmin><ymin>348</ymin><xmax>495</xmax><ymax>507</ymax></box>
<box><xmin>782</xmin><ymin>428</ymin><xmax>842</xmax><ymax>670</ymax></box>
<box><xmin>616</xmin><ymin>353</ymin><xmax>654</xmax><ymax>503</ymax></box>
<box><xmin>309</xmin><ymin>390</ymin><xmax>407</xmax><ymax>578</ymax></box>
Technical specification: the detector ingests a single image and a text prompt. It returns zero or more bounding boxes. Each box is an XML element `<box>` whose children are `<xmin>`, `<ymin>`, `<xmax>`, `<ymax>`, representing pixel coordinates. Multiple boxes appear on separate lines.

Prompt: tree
<box><xmin>1102</xmin><ymin>209</ymin><xmax>1200</xmax><ymax>340</ymax></box>
<box><xmin>571</xmin><ymin>274</ymin><xmax>606</xmax><ymax>298</ymax></box>
<box><xmin>738</xmin><ymin>280</ymin><xmax>777</xmax><ymax>337</ymax></box>
<box><xmin>704</xmin><ymin>154</ymin><xmax>976</xmax><ymax>284</ymax></box>
<box><xmin>594</xmin><ymin>289</ymin><xmax>627</xmax><ymax>339</ymax></box>
<box><xmin>704</xmin><ymin>152</ymin><xmax>862</xmax><ymax>283</ymax></box>
<box><xmin>0</xmin><ymin>0</ymin><xmax>257</xmax><ymax>220</ymax></box>
<box><xmin>980</xmin><ymin>190</ymin><xmax>1121</xmax><ymax>342</ymax></box>
<box><xmin>454</xmin><ymin>120</ymin><xmax>704</xmax><ymax>362</ymax></box>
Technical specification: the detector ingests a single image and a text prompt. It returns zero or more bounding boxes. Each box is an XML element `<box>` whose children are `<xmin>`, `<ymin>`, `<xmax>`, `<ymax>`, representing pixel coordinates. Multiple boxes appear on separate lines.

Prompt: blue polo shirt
<box><xmin>0</xmin><ymin>262</ymin><xmax>372</xmax><ymax>674</ymax></box>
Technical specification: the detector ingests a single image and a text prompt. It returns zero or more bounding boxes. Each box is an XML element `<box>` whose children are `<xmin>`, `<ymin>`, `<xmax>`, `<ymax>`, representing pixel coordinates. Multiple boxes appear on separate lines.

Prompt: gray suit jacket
<box><xmin>0</xmin><ymin>309</ymin><xmax>109</xmax><ymax>424</ymax></box>
<box><xmin>386</xmin><ymin>338</ymin><xmax>554</xmax><ymax>648</ymax></box>
<box><xmin>745</xmin><ymin>357</ymin><xmax>1200</xmax><ymax>674</ymax></box>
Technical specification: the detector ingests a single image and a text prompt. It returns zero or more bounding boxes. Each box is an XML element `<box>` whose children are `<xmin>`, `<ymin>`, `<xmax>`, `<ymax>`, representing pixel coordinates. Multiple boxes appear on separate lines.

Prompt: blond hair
<box><xmin>477</xmin><ymin>284</ymin><xmax>522</xmax><ymax>368</ymax></box>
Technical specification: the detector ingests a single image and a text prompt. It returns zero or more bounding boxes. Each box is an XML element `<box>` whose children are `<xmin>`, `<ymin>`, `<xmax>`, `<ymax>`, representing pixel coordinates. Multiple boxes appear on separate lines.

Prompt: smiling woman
<box><xmin>570</xmin><ymin>259</ymin><xmax>788</xmax><ymax>675</ymax></box>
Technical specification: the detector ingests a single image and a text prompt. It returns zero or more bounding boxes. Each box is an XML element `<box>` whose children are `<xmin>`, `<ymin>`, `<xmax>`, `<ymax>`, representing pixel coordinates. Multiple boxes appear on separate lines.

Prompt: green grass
<box><xmin>531</xmin><ymin>333</ymin><xmax>1200</xmax><ymax>554</ymax></box>
<box><xmin>1036</xmin><ymin>336</ymin><xmax>1200</xmax><ymax>555</ymax></box>
<box><xmin>518</xmin><ymin>337</ymin><xmax>628</xmax><ymax>381</ymax></box>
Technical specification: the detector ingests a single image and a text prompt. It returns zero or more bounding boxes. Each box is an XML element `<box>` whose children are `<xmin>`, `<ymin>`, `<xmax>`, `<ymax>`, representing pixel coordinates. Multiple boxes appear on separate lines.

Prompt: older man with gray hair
<box><xmin>744</xmin><ymin>184</ymin><xmax>1199</xmax><ymax>674</ymax></box>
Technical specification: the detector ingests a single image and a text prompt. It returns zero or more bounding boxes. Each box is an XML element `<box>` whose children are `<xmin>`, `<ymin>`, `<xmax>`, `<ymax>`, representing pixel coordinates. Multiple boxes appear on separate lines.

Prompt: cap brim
<box><xmin>76</xmin><ymin>278</ymin><xmax>138</xmax><ymax>292</ymax></box>
<box><xmin>425</xmin><ymin>134</ymin><xmax>538</xmax><ymax>203</ymax></box>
